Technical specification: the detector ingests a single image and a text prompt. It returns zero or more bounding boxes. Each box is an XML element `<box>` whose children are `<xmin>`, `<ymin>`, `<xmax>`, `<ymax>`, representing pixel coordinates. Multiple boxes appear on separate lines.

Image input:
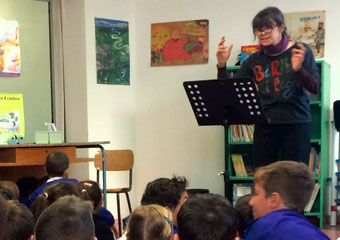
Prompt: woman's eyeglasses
<box><xmin>255</xmin><ymin>25</ymin><xmax>278</xmax><ymax>35</ymax></box>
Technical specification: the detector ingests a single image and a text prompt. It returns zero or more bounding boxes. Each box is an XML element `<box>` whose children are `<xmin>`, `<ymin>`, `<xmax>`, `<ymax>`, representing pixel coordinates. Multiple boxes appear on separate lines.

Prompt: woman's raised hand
<box><xmin>216</xmin><ymin>36</ymin><xmax>233</xmax><ymax>67</ymax></box>
<box><xmin>291</xmin><ymin>43</ymin><xmax>306</xmax><ymax>71</ymax></box>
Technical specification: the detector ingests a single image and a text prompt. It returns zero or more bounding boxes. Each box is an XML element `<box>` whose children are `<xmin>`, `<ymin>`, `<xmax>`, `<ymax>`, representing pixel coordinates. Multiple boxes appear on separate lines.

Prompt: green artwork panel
<box><xmin>95</xmin><ymin>18</ymin><xmax>130</xmax><ymax>85</ymax></box>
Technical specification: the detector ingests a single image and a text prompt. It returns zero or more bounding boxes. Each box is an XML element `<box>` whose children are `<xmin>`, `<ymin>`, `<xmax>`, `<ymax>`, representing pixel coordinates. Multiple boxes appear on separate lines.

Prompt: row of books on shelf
<box><xmin>230</xmin><ymin>124</ymin><xmax>254</xmax><ymax>143</ymax></box>
<box><xmin>231</xmin><ymin>154</ymin><xmax>254</xmax><ymax>177</ymax></box>
<box><xmin>231</xmin><ymin>146</ymin><xmax>320</xmax><ymax>178</ymax></box>
<box><xmin>309</xmin><ymin>147</ymin><xmax>321</xmax><ymax>177</ymax></box>
<box><xmin>232</xmin><ymin>182</ymin><xmax>320</xmax><ymax>213</ymax></box>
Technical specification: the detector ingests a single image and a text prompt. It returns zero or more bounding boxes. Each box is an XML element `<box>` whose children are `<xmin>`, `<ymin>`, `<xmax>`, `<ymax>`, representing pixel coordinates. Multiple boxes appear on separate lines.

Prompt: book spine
<box><xmin>232</xmin><ymin>154</ymin><xmax>242</xmax><ymax>177</ymax></box>
<box><xmin>304</xmin><ymin>183</ymin><xmax>320</xmax><ymax>212</ymax></box>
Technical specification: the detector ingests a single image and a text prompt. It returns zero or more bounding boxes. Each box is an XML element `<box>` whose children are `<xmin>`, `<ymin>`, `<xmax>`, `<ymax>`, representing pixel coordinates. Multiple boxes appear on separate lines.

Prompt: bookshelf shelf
<box><xmin>230</xmin><ymin>142</ymin><xmax>253</xmax><ymax>145</ymax></box>
<box><xmin>230</xmin><ymin>176</ymin><xmax>254</xmax><ymax>181</ymax></box>
<box><xmin>310</xmin><ymin>101</ymin><xmax>322</xmax><ymax>106</ymax></box>
<box><xmin>304</xmin><ymin>212</ymin><xmax>321</xmax><ymax>216</ymax></box>
<box><xmin>313</xmin><ymin>177</ymin><xmax>321</xmax><ymax>181</ymax></box>
<box><xmin>225</xmin><ymin>61</ymin><xmax>330</xmax><ymax>228</ymax></box>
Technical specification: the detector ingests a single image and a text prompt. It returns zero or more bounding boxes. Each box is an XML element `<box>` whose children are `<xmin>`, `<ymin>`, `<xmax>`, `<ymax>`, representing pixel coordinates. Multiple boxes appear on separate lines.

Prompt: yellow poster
<box><xmin>0</xmin><ymin>93</ymin><xmax>25</xmax><ymax>144</ymax></box>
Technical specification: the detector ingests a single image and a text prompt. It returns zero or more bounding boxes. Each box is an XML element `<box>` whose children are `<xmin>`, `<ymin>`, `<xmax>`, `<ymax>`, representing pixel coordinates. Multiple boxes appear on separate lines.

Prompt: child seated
<box><xmin>30</xmin><ymin>151</ymin><xmax>78</xmax><ymax>202</ymax></box>
<box><xmin>0</xmin><ymin>195</ymin><xmax>6</xmax><ymax>238</ymax></box>
<box><xmin>2</xmin><ymin>200</ymin><xmax>35</xmax><ymax>240</ymax></box>
<box><xmin>141</xmin><ymin>176</ymin><xmax>188</xmax><ymax>237</ymax></box>
<box><xmin>235</xmin><ymin>194</ymin><xmax>253</xmax><ymax>240</ymax></box>
<box><xmin>30</xmin><ymin>151</ymin><xmax>115</xmax><ymax>229</ymax></box>
<box><xmin>35</xmin><ymin>195</ymin><xmax>96</xmax><ymax>240</ymax></box>
<box><xmin>245</xmin><ymin>161</ymin><xmax>329</xmax><ymax>240</ymax></box>
<box><xmin>177</xmin><ymin>193</ymin><xmax>238</xmax><ymax>240</ymax></box>
<box><xmin>126</xmin><ymin>204</ymin><xmax>173</xmax><ymax>240</ymax></box>
<box><xmin>31</xmin><ymin>181</ymin><xmax>78</xmax><ymax>222</ymax></box>
<box><xmin>0</xmin><ymin>180</ymin><xmax>19</xmax><ymax>201</ymax></box>
<box><xmin>77</xmin><ymin>180</ymin><xmax>117</xmax><ymax>240</ymax></box>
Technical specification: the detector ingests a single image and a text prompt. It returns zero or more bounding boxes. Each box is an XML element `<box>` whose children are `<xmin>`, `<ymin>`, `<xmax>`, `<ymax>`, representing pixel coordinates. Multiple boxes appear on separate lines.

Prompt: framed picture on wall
<box><xmin>95</xmin><ymin>18</ymin><xmax>130</xmax><ymax>85</ymax></box>
<box><xmin>0</xmin><ymin>19</ymin><xmax>21</xmax><ymax>77</ymax></box>
<box><xmin>284</xmin><ymin>10</ymin><xmax>326</xmax><ymax>59</ymax></box>
<box><xmin>151</xmin><ymin>19</ymin><xmax>209</xmax><ymax>67</ymax></box>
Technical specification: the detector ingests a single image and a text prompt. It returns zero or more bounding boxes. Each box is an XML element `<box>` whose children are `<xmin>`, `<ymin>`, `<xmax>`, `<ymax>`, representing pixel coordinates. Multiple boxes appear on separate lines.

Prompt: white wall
<box><xmin>83</xmin><ymin>0</ymin><xmax>136</xmax><ymax>215</ymax></box>
<box><xmin>64</xmin><ymin>0</ymin><xmax>340</xmax><ymax>218</ymax></box>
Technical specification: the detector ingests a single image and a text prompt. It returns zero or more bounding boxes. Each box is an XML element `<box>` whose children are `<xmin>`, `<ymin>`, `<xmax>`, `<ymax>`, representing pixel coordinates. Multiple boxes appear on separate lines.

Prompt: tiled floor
<box><xmin>322</xmin><ymin>225</ymin><xmax>340</xmax><ymax>240</ymax></box>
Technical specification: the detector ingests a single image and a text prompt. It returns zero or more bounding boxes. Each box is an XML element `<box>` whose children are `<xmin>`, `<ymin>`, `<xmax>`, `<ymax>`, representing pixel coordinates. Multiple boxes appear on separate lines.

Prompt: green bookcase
<box><xmin>225</xmin><ymin>60</ymin><xmax>330</xmax><ymax>228</ymax></box>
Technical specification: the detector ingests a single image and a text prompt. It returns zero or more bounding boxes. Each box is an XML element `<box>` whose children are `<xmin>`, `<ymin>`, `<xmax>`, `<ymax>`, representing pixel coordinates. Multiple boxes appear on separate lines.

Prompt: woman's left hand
<box><xmin>291</xmin><ymin>43</ymin><xmax>306</xmax><ymax>71</ymax></box>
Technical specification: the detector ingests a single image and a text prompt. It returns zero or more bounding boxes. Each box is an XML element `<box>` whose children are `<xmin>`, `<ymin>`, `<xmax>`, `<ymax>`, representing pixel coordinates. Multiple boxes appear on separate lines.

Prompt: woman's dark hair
<box><xmin>31</xmin><ymin>182</ymin><xmax>78</xmax><ymax>223</ymax></box>
<box><xmin>77</xmin><ymin>180</ymin><xmax>102</xmax><ymax>211</ymax></box>
<box><xmin>252</xmin><ymin>7</ymin><xmax>288</xmax><ymax>38</ymax></box>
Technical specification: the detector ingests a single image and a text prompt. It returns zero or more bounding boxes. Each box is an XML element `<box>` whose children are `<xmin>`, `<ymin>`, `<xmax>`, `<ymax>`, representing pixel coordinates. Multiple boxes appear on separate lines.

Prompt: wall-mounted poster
<box><xmin>0</xmin><ymin>93</ymin><xmax>25</xmax><ymax>144</ymax></box>
<box><xmin>284</xmin><ymin>11</ymin><xmax>325</xmax><ymax>58</ymax></box>
<box><xmin>0</xmin><ymin>20</ymin><xmax>21</xmax><ymax>77</ymax></box>
<box><xmin>151</xmin><ymin>19</ymin><xmax>209</xmax><ymax>67</ymax></box>
<box><xmin>95</xmin><ymin>18</ymin><xmax>130</xmax><ymax>85</ymax></box>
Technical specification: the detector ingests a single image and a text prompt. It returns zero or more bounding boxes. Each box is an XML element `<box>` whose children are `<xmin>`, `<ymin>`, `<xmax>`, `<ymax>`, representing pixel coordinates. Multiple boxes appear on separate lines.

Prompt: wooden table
<box><xmin>0</xmin><ymin>141</ymin><xmax>110</xmax><ymax>206</ymax></box>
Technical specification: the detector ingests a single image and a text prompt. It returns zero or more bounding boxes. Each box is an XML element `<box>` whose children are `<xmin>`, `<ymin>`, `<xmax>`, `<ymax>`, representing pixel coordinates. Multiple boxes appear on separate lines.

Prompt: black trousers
<box><xmin>253</xmin><ymin>122</ymin><xmax>311</xmax><ymax>168</ymax></box>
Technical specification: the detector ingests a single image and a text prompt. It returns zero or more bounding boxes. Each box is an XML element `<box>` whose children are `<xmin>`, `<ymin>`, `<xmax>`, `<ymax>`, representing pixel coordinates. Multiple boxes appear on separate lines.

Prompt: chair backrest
<box><xmin>94</xmin><ymin>150</ymin><xmax>134</xmax><ymax>172</ymax></box>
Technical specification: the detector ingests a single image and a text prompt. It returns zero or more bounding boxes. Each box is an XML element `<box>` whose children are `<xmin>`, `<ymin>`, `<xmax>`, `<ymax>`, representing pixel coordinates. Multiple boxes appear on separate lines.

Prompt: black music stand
<box><xmin>183</xmin><ymin>77</ymin><xmax>267</xmax><ymax>197</ymax></box>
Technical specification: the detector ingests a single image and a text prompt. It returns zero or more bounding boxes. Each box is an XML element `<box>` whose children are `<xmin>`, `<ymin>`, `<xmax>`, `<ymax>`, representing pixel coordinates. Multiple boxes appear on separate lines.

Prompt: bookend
<box><xmin>183</xmin><ymin>77</ymin><xmax>267</xmax><ymax>197</ymax></box>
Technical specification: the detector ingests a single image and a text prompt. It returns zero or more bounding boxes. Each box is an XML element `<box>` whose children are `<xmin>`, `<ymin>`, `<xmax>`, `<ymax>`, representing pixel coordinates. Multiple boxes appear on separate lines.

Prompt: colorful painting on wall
<box><xmin>284</xmin><ymin>11</ymin><xmax>325</xmax><ymax>59</ymax></box>
<box><xmin>151</xmin><ymin>19</ymin><xmax>209</xmax><ymax>67</ymax></box>
<box><xmin>0</xmin><ymin>20</ymin><xmax>21</xmax><ymax>77</ymax></box>
<box><xmin>0</xmin><ymin>93</ymin><xmax>25</xmax><ymax>144</ymax></box>
<box><xmin>95</xmin><ymin>18</ymin><xmax>130</xmax><ymax>85</ymax></box>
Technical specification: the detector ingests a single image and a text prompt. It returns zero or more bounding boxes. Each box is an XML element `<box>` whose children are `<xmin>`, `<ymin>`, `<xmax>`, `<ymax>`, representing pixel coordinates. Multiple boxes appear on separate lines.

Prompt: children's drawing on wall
<box><xmin>0</xmin><ymin>93</ymin><xmax>25</xmax><ymax>144</ymax></box>
<box><xmin>284</xmin><ymin>11</ymin><xmax>325</xmax><ymax>58</ymax></box>
<box><xmin>95</xmin><ymin>18</ymin><xmax>130</xmax><ymax>85</ymax></box>
<box><xmin>151</xmin><ymin>19</ymin><xmax>209</xmax><ymax>66</ymax></box>
<box><xmin>0</xmin><ymin>20</ymin><xmax>21</xmax><ymax>77</ymax></box>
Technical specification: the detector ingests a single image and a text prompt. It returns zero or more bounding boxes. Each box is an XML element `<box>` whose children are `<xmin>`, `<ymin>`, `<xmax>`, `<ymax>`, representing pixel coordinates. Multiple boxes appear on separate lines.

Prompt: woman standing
<box><xmin>216</xmin><ymin>7</ymin><xmax>321</xmax><ymax>167</ymax></box>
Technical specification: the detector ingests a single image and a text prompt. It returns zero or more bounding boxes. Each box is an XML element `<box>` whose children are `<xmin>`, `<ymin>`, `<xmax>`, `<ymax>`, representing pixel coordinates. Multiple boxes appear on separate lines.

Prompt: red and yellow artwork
<box><xmin>151</xmin><ymin>19</ymin><xmax>209</xmax><ymax>66</ymax></box>
<box><xmin>0</xmin><ymin>20</ymin><xmax>21</xmax><ymax>77</ymax></box>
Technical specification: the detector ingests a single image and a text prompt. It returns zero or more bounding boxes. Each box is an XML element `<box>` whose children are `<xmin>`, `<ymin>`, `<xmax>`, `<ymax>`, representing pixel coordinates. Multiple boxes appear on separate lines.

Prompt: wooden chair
<box><xmin>94</xmin><ymin>149</ymin><xmax>134</xmax><ymax>237</ymax></box>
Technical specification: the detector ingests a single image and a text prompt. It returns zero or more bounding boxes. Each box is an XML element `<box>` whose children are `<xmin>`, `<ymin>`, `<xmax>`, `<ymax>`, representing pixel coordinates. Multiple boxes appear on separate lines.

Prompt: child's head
<box><xmin>235</xmin><ymin>194</ymin><xmax>253</xmax><ymax>238</ymax></box>
<box><xmin>177</xmin><ymin>193</ymin><xmax>238</xmax><ymax>240</ymax></box>
<box><xmin>45</xmin><ymin>151</ymin><xmax>70</xmax><ymax>177</ymax></box>
<box><xmin>127</xmin><ymin>204</ymin><xmax>173</xmax><ymax>240</ymax></box>
<box><xmin>35</xmin><ymin>195</ymin><xmax>95</xmax><ymax>240</ymax></box>
<box><xmin>141</xmin><ymin>176</ymin><xmax>188</xmax><ymax>227</ymax></box>
<box><xmin>77</xmin><ymin>180</ymin><xmax>102</xmax><ymax>211</ymax></box>
<box><xmin>31</xmin><ymin>182</ymin><xmax>78</xmax><ymax>222</ymax></box>
<box><xmin>0</xmin><ymin>180</ymin><xmax>19</xmax><ymax>200</ymax></box>
<box><xmin>0</xmin><ymin>195</ymin><xmax>7</xmax><ymax>239</ymax></box>
<box><xmin>2</xmin><ymin>201</ymin><xmax>35</xmax><ymax>240</ymax></box>
<box><xmin>250</xmin><ymin>160</ymin><xmax>314</xmax><ymax>219</ymax></box>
